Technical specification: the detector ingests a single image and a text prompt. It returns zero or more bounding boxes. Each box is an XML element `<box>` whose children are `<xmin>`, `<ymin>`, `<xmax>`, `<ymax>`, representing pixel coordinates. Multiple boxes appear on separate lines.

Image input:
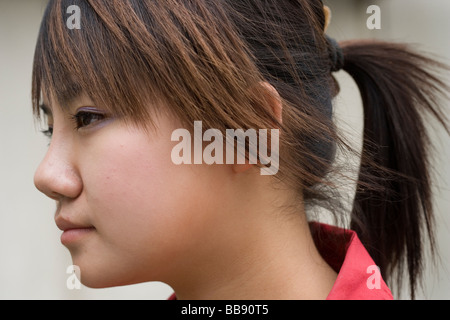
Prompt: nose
<box><xmin>34</xmin><ymin>141</ymin><xmax>83</xmax><ymax>201</ymax></box>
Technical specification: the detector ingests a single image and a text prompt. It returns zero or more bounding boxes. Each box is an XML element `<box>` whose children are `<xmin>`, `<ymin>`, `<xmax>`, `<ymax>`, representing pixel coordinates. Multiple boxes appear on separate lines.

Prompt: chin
<box><xmin>67</xmin><ymin>257</ymin><xmax>120</xmax><ymax>289</ymax></box>
<box><xmin>77</xmin><ymin>270</ymin><xmax>141</xmax><ymax>289</ymax></box>
<box><xmin>69</xmin><ymin>258</ymin><xmax>148</xmax><ymax>289</ymax></box>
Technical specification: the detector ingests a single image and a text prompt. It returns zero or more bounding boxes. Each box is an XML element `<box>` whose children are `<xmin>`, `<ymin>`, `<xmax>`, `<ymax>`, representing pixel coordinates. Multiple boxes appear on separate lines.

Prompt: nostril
<box><xmin>47</xmin><ymin>191</ymin><xmax>62</xmax><ymax>202</ymax></box>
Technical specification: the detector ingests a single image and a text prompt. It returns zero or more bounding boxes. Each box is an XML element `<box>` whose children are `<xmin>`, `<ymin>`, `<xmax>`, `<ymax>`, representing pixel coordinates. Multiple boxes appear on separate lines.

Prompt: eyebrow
<box><xmin>38</xmin><ymin>84</ymin><xmax>85</xmax><ymax>116</ymax></box>
<box><xmin>60</xmin><ymin>83</ymin><xmax>84</xmax><ymax>108</ymax></box>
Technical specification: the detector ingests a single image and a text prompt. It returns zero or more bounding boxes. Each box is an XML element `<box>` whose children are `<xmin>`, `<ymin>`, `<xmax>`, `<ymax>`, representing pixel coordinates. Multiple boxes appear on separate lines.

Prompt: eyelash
<box><xmin>70</xmin><ymin>111</ymin><xmax>106</xmax><ymax>130</ymax></box>
<box><xmin>41</xmin><ymin>127</ymin><xmax>53</xmax><ymax>138</ymax></box>
<box><xmin>40</xmin><ymin>111</ymin><xmax>106</xmax><ymax>139</ymax></box>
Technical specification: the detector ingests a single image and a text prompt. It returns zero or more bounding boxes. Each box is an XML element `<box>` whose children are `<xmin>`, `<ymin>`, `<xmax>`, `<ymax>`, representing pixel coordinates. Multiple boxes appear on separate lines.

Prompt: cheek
<box><xmin>78</xmin><ymin>122</ymin><xmax>231</xmax><ymax>283</ymax></box>
<box><xmin>85</xmin><ymin>126</ymin><xmax>185</xmax><ymax>238</ymax></box>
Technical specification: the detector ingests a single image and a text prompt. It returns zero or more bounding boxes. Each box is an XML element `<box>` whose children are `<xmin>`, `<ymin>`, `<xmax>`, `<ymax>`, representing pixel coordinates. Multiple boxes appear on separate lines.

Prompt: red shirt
<box><xmin>169</xmin><ymin>222</ymin><xmax>393</xmax><ymax>300</ymax></box>
<box><xmin>312</xmin><ymin>222</ymin><xmax>393</xmax><ymax>300</ymax></box>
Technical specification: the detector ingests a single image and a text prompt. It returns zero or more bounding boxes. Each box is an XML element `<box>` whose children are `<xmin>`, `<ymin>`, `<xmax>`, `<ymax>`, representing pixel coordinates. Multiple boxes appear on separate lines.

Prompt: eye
<box><xmin>39</xmin><ymin>112</ymin><xmax>54</xmax><ymax>140</ymax></box>
<box><xmin>70</xmin><ymin>110</ymin><xmax>106</xmax><ymax>130</ymax></box>
<box><xmin>41</xmin><ymin>126</ymin><xmax>54</xmax><ymax>138</ymax></box>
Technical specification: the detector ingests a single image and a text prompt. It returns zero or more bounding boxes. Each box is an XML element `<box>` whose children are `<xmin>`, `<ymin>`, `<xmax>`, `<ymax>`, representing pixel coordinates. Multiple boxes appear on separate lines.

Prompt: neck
<box><xmin>168</xmin><ymin>171</ymin><xmax>337</xmax><ymax>300</ymax></box>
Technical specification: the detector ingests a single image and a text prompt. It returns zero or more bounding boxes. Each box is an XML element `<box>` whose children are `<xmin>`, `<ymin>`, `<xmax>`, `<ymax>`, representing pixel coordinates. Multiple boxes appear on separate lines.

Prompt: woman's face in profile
<box><xmin>33</xmin><ymin>93</ymin><xmax>236</xmax><ymax>288</ymax></box>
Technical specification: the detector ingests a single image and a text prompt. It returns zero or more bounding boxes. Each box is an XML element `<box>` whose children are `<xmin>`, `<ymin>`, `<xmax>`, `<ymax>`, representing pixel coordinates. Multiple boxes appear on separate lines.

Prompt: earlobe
<box><xmin>232</xmin><ymin>162</ymin><xmax>253</xmax><ymax>174</ymax></box>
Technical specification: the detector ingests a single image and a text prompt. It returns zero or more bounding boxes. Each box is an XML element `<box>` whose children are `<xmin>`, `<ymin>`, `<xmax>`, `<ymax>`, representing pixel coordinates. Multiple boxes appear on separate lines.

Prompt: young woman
<box><xmin>32</xmin><ymin>0</ymin><xmax>449</xmax><ymax>300</ymax></box>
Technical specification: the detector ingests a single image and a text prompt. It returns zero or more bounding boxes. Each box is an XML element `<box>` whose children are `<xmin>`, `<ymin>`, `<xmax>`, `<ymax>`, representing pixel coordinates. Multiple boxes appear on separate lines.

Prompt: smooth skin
<box><xmin>34</xmin><ymin>86</ymin><xmax>337</xmax><ymax>299</ymax></box>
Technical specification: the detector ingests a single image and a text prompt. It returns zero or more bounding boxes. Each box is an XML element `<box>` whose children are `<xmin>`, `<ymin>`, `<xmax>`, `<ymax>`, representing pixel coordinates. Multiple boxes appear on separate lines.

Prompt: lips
<box><xmin>55</xmin><ymin>215</ymin><xmax>95</xmax><ymax>244</ymax></box>
<box><xmin>55</xmin><ymin>216</ymin><xmax>92</xmax><ymax>232</ymax></box>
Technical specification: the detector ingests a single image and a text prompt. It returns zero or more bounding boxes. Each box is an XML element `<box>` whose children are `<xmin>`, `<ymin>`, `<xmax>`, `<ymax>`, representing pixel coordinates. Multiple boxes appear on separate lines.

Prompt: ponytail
<box><xmin>339</xmin><ymin>40</ymin><xmax>449</xmax><ymax>298</ymax></box>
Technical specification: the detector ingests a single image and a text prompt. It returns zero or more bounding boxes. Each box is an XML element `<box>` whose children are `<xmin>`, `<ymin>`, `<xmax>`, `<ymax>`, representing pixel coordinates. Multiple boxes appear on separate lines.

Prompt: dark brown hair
<box><xmin>32</xmin><ymin>0</ymin><xmax>449</xmax><ymax>298</ymax></box>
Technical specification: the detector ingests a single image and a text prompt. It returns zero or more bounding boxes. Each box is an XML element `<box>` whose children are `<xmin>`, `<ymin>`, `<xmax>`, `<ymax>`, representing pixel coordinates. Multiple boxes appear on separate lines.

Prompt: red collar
<box><xmin>310</xmin><ymin>222</ymin><xmax>393</xmax><ymax>300</ymax></box>
<box><xmin>169</xmin><ymin>222</ymin><xmax>393</xmax><ymax>300</ymax></box>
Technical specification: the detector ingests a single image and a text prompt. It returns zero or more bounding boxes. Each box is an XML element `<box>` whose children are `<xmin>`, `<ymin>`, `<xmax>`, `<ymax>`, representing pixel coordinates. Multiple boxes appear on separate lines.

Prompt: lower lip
<box><xmin>61</xmin><ymin>228</ymin><xmax>95</xmax><ymax>245</ymax></box>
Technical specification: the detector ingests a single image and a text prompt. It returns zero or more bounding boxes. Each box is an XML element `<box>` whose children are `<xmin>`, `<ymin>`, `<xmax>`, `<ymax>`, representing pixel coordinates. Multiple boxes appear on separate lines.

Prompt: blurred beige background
<box><xmin>0</xmin><ymin>0</ymin><xmax>448</xmax><ymax>299</ymax></box>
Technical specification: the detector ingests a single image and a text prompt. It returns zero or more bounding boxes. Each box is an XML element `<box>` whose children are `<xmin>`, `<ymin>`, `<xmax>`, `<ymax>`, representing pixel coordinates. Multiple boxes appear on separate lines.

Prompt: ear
<box><xmin>232</xmin><ymin>82</ymin><xmax>282</xmax><ymax>174</ymax></box>
<box><xmin>323</xmin><ymin>6</ymin><xmax>332</xmax><ymax>32</ymax></box>
<box><xmin>259</xmin><ymin>81</ymin><xmax>282</xmax><ymax>125</ymax></box>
